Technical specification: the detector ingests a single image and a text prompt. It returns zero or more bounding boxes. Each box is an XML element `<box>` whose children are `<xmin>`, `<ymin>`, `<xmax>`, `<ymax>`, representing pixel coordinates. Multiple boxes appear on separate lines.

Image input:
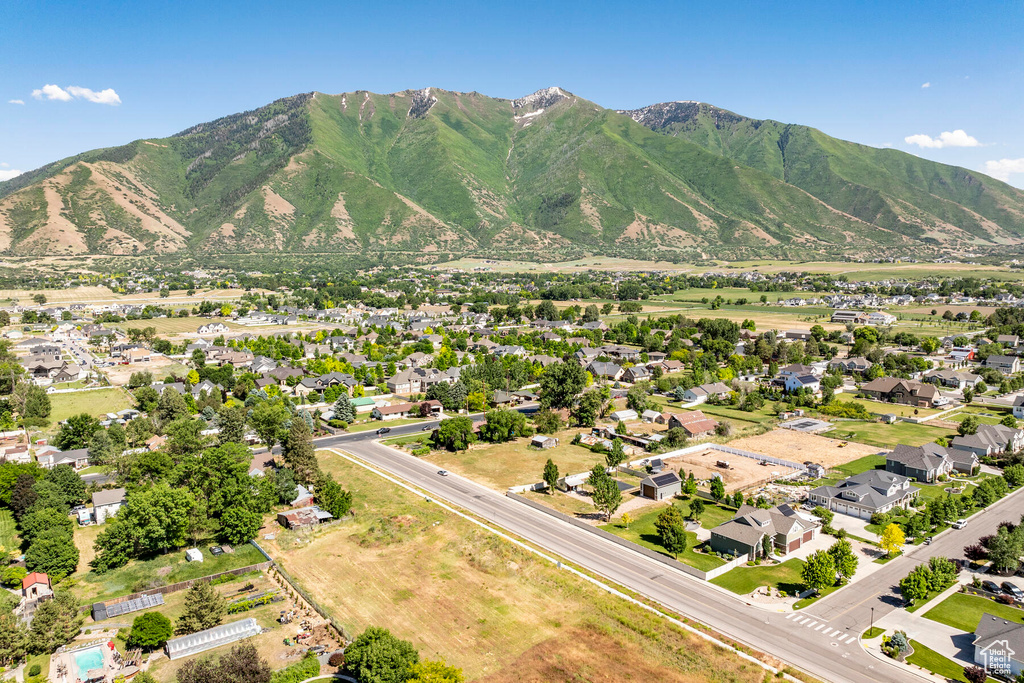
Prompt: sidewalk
<box><xmin>874</xmin><ymin>577</ymin><xmax>974</xmax><ymax>667</ymax></box>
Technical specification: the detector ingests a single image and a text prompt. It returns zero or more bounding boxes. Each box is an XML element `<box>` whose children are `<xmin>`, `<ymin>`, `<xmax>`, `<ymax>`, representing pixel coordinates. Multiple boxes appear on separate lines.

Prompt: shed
<box><xmin>531</xmin><ymin>435</ymin><xmax>558</xmax><ymax>449</ymax></box>
<box><xmin>609</xmin><ymin>409</ymin><xmax>638</xmax><ymax>422</ymax></box>
<box><xmin>185</xmin><ymin>548</ymin><xmax>203</xmax><ymax>563</ymax></box>
<box><xmin>639</xmin><ymin>471</ymin><xmax>682</xmax><ymax>501</ymax></box>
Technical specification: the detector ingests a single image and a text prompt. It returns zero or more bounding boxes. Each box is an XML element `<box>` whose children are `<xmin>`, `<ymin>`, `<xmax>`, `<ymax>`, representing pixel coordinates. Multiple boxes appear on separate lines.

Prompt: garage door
<box><xmin>788</xmin><ymin>539</ymin><xmax>800</xmax><ymax>552</ymax></box>
<box><xmin>803</xmin><ymin>530</ymin><xmax>813</xmax><ymax>542</ymax></box>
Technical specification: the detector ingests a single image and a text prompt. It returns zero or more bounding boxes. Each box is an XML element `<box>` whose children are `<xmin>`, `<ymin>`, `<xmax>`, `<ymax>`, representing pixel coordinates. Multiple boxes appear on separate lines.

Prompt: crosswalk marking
<box><xmin>815</xmin><ymin>623</ymin><xmax>825</xmax><ymax>631</ymax></box>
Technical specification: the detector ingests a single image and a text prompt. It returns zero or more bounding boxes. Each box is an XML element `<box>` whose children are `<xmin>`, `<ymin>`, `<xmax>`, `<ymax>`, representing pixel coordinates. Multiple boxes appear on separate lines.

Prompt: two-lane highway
<box><xmin>312</xmin><ymin>427</ymin><xmax>915</xmax><ymax>682</ymax></box>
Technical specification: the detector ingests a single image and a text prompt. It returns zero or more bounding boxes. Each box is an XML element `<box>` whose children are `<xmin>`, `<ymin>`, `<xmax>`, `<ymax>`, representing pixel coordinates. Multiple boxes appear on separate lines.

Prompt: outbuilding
<box><xmin>639</xmin><ymin>471</ymin><xmax>682</xmax><ymax>501</ymax></box>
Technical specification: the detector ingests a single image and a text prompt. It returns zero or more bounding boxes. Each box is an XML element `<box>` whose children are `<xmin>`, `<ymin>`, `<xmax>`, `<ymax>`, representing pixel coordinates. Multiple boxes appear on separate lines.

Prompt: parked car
<box><xmin>952</xmin><ymin>519</ymin><xmax>968</xmax><ymax>529</ymax></box>
<box><xmin>983</xmin><ymin>580</ymin><xmax>1002</xmax><ymax>594</ymax></box>
<box><xmin>1002</xmin><ymin>582</ymin><xmax>1024</xmax><ymax>600</ymax></box>
<box><xmin>376</xmin><ymin>427</ymin><xmax>391</xmax><ymax>435</ymax></box>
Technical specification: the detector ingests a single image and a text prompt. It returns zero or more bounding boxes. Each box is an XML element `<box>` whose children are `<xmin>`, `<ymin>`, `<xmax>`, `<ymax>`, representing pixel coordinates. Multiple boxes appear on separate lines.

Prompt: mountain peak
<box><xmin>618</xmin><ymin>101</ymin><xmax>743</xmax><ymax>129</ymax></box>
<box><xmin>512</xmin><ymin>87</ymin><xmax>571</xmax><ymax>112</ymax></box>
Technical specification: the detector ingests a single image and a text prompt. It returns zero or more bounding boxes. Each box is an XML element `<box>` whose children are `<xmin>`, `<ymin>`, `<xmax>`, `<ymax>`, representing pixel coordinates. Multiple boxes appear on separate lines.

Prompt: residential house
<box><xmin>997</xmin><ymin>335</ymin><xmax>1021</xmax><ymax>348</ymax></box>
<box><xmin>860</xmin><ymin>377</ymin><xmax>940</xmax><ymax>408</ymax></box>
<box><xmin>93</xmin><ymin>487</ymin><xmax>127</xmax><ymax>523</ymax></box>
<box><xmin>866</xmin><ymin>311</ymin><xmax>897</xmax><ymax>326</ymax></box>
<box><xmin>923</xmin><ymin>369</ymin><xmax>982</xmax><ymax>390</ymax></box>
<box><xmin>828</xmin><ymin>357</ymin><xmax>873</xmax><ymax>375</ymax></box>
<box><xmin>973</xmin><ymin>613</ymin><xmax>1024</xmax><ymax>679</ymax></box>
<box><xmin>1014</xmin><ymin>395</ymin><xmax>1024</xmax><ymax>419</ymax></box>
<box><xmin>710</xmin><ymin>504</ymin><xmax>818</xmax><ymax>559</ymax></box>
<box><xmin>622</xmin><ymin>365</ymin><xmax>651</xmax><ymax>383</ymax></box>
<box><xmin>987</xmin><ymin>355</ymin><xmax>1021</xmax><ymax>375</ymax></box>
<box><xmin>125</xmin><ymin>347</ymin><xmax>152</xmax><ymax>364</ymax></box>
<box><xmin>807</xmin><ymin>470</ymin><xmax>919</xmax><ymax>518</ymax></box>
<box><xmin>372</xmin><ymin>400</ymin><xmax>442</xmax><ymax>421</ymax></box>
<box><xmin>197</xmin><ymin>322</ymin><xmax>229</xmax><ymax>335</ymax></box>
<box><xmin>885</xmin><ymin>443</ymin><xmax>953</xmax><ymax>482</ymax></box>
<box><xmin>586</xmin><ymin>361</ymin><xmax>623</xmax><ymax>381</ymax></box>
<box><xmin>778</xmin><ymin>363</ymin><xmax>817</xmax><ymax>379</ymax></box>
<box><xmin>36</xmin><ymin>448</ymin><xmax>90</xmax><ymax>470</ymax></box>
<box><xmin>639</xmin><ymin>471</ymin><xmax>682</xmax><ymax>500</ymax></box>
<box><xmin>682</xmin><ymin>382</ymin><xmax>731</xmax><ymax>404</ymax></box>
<box><xmin>784</xmin><ymin>374</ymin><xmax>821</xmax><ymax>394</ymax></box>
<box><xmin>666</xmin><ymin>410</ymin><xmax>719</xmax><ymax>437</ymax></box>
<box><xmin>950</xmin><ymin>423</ymin><xmax>1024</xmax><ymax>457</ymax></box>
<box><xmin>21</xmin><ymin>572</ymin><xmax>53</xmax><ymax>602</ymax></box>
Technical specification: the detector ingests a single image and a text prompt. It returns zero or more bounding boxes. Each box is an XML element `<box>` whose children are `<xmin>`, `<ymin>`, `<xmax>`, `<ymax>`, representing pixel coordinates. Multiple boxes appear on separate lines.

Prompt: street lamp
<box><xmin>870</xmin><ymin>606</ymin><xmax>875</xmax><ymax>635</ymax></box>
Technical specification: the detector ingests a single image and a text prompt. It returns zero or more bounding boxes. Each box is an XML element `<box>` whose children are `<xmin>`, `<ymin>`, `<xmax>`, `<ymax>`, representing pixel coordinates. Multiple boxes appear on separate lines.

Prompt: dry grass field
<box><xmin>728</xmin><ymin>429</ymin><xmax>880</xmax><ymax>468</ymax></box>
<box><xmin>664</xmin><ymin>448</ymin><xmax>798</xmax><ymax>492</ymax></box>
<box><xmin>103</xmin><ymin>356</ymin><xmax>189</xmax><ymax>385</ymax></box>
<box><xmin>264</xmin><ymin>449</ymin><xmax>775</xmax><ymax>682</ymax></box>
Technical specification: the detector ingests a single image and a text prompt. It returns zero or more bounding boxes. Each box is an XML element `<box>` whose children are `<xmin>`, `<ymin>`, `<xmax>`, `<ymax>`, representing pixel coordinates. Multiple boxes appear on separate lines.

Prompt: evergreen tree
<box><xmin>334</xmin><ymin>394</ymin><xmax>356</xmax><ymax>423</ymax></box>
<box><xmin>176</xmin><ymin>580</ymin><xmax>226</xmax><ymax>635</ymax></box>
<box><xmin>542</xmin><ymin>459</ymin><xmax>559</xmax><ymax>494</ymax></box>
<box><xmin>282</xmin><ymin>418</ymin><xmax>319</xmax><ymax>486</ymax></box>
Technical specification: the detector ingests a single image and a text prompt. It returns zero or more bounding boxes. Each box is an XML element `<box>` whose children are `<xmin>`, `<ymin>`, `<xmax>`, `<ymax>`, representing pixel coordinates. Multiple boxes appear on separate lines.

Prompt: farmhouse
<box><xmin>709</xmin><ymin>504</ymin><xmax>818</xmax><ymax>560</ymax></box>
<box><xmin>666</xmin><ymin>411</ymin><xmax>719</xmax><ymax>437</ymax></box>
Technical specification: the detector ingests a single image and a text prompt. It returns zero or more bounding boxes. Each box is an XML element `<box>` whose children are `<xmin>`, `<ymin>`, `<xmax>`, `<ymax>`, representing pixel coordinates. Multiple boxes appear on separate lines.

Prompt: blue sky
<box><xmin>3</xmin><ymin>0</ymin><xmax>1023</xmax><ymax>186</ymax></box>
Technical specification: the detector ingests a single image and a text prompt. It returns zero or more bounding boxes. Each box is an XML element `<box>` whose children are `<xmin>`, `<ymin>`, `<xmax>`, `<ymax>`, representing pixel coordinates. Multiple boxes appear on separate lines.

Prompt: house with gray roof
<box><xmin>885</xmin><ymin>443</ymin><xmax>953</xmax><ymax>482</ymax></box>
<box><xmin>808</xmin><ymin>470</ymin><xmax>918</xmax><ymax>519</ymax></box>
<box><xmin>710</xmin><ymin>504</ymin><xmax>818</xmax><ymax>560</ymax></box>
<box><xmin>974</xmin><ymin>613</ymin><xmax>1024</xmax><ymax>678</ymax></box>
<box><xmin>951</xmin><ymin>423</ymin><xmax>1024</xmax><ymax>458</ymax></box>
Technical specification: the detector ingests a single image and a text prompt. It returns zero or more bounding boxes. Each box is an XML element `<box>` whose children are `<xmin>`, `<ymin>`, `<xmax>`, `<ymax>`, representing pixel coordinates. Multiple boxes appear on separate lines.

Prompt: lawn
<box><xmin>0</xmin><ymin>508</ymin><xmax>17</xmax><ymax>554</ymax></box>
<box><xmin>841</xmin><ymin>397</ymin><xmax>944</xmax><ymax>419</ymax></box>
<box><xmin>73</xmin><ymin>540</ymin><xmax>265</xmax><ymax>604</ymax></box>
<box><xmin>260</xmin><ymin>449</ymin><xmax>771</xmax><ymax>682</ymax></box>
<box><xmin>828</xmin><ymin>420</ymin><xmax>952</xmax><ymax>449</ymax></box>
<box><xmin>905</xmin><ymin>639</ymin><xmax>969</xmax><ymax>683</ymax></box>
<box><xmin>710</xmin><ymin>558</ymin><xmax>806</xmax><ymax>596</ymax></box>
<box><xmin>49</xmin><ymin>387</ymin><xmax>134</xmax><ymax>423</ymax></box>
<box><xmin>110</xmin><ymin>316</ymin><xmax>242</xmax><ymax>336</ymax></box>
<box><xmin>426</xmin><ymin>429</ymin><xmax>604</xmax><ymax>490</ymax></box>
<box><xmin>923</xmin><ymin>591</ymin><xmax>1024</xmax><ymax>633</ymax></box>
<box><xmin>599</xmin><ymin>500</ymin><xmax>728</xmax><ymax>572</ymax></box>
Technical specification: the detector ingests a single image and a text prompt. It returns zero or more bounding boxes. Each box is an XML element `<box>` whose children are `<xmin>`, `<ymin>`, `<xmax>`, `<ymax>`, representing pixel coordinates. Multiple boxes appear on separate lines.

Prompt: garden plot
<box><xmin>662</xmin><ymin>448</ymin><xmax>798</xmax><ymax>493</ymax></box>
<box><xmin>729</xmin><ymin>429</ymin><xmax>879</xmax><ymax>470</ymax></box>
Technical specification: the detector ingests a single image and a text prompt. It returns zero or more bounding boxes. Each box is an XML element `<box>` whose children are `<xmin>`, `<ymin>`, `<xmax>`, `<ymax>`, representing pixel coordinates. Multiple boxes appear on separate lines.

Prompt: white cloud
<box><xmin>30</xmin><ymin>84</ymin><xmax>121</xmax><ymax>105</ymax></box>
<box><xmin>66</xmin><ymin>86</ymin><xmax>121</xmax><ymax>105</ymax></box>
<box><xmin>0</xmin><ymin>169</ymin><xmax>24</xmax><ymax>182</ymax></box>
<box><xmin>921</xmin><ymin>82</ymin><xmax>931</xmax><ymax>88</ymax></box>
<box><xmin>8</xmin><ymin>99</ymin><xmax>24</xmax><ymax>105</ymax></box>
<box><xmin>984</xmin><ymin>158</ymin><xmax>1024</xmax><ymax>183</ymax></box>
<box><xmin>904</xmin><ymin>129</ymin><xmax>981</xmax><ymax>149</ymax></box>
<box><xmin>32</xmin><ymin>84</ymin><xmax>72</xmax><ymax>101</ymax></box>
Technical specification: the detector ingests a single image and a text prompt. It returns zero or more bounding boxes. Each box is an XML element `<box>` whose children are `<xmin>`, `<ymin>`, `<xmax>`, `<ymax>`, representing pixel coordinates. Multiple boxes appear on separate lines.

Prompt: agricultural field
<box><xmin>109</xmin><ymin>316</ymin><xmax>242</xmax><ymax>336</ymax></box>
<box><xmin>48</xmin><ymin>387</ymin><xmax>134</xmax><ymax>422</ymax></box>
<box><xmin>424</xmin><ymin>428</ymin><xmax>605</xmax><ymax>490</ymax></box>
<box><xmin>264</xmin><ymin>449</ymin><xmax>775</xmax><ymax>682</ymax></box>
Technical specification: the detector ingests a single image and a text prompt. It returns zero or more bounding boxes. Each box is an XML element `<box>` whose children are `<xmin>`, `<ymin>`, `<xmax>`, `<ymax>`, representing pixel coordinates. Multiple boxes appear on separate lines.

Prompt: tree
<box><xmin>899</xmin><ymin>566</ymin><xmax>931</xmax><ymax>604</ymax></box>
<box><xmin>571</xmin><ymin>388</ymin><xmax>606</xmax><ymax>427</ymax></box>
<box><xmin>217</xmin><ymin>404</ymin><xmax>247</xmax><ymax>445</ymax></box>
<box><xmin>663</xmin><ymin>427</ymin><xmax>688</xmax><ymax>448</ymax></box>
<box><xmin>88</xmin><ymin>428</ymin><xmax>116</xmax><ymax>465</ymax></box>
<box><xmin>10</xmin><ymin>474</ymin><xmax>39</xmax><ymax>520</ymax></box>
<box><xmin>127</xmin><ymin>611</ymin><xmax>173</xmax><ymax>650</ymax></box>
<box><xmin>53</xmin><ymin>413</ymin><xmax>100</xmax><ymax>450</ymax></box>
<box><xmin>176</xmin><ymin>580</ymin><xmax>227</xmax><ymax>634</ymax></box>
<box><xmin>435</xmin><ymin>416</ymin><xmax>475</xmax><ymax>451</ymax></box>
<box><xmin>27</xmin><ymin>591</ymin><xmax>81</xmax><ymax>654</ymax></box>
<box><xmin>689</xmin><ymin>497</ymin><xmax>706</xmax><ymax>520</ymax></box>
<box><xmin>25</xmin><ymin>528</ymin><xmax>79</xmax><ymax>580</ymax></box>
<box><xmin>588</xmin><ymin>465</ymin><xmax>622</xmax><ymax>522</ymax></box>
<box><xmin>532</xmin><ymin>409</ymin><xmax>562</xmax><ymax>435</ymax></box>
<box><xmin>879</xmin><ymin>522</ymin><xmax>905</xmax><ymax>558</ymax></box>
<box><xmin>827</xmin><ymin>539</ymin><xmax>858</xmax><ymax>582</ymax></box>
<box><xmin>281</xmin><ymin>418</ymin><xmax>319</xmax><ymax>485</ymax></box>
<box><xmin>22</xmin><ymin>385</ymin><xmax>50</xmax><ymax>419</ymax></box>
<box><xmin>709</xmin><ymin>476</ymin><xmax>725</xmax><ymax>502</ymax></box>
<box><xmin>1002</xmin><ymin>414</ymin><xmax>1019</xmax><ymax>429</ymax></box>
<box><xmin>621</xmin><ymin>512</ymin><xmax>632</xmax><ymax>529</ymax></box>
<box><xmin>156</xmin><ymin>388</ymin><xmax>189</xmax><ymax>423</ymax></box>
<box><xmin>1004</xmin><ymin>464</ymin><xmax>1024</xmax><ymax>488</ymax></box>
<box><xmin>958</xmin><ymin>414</ymin><xmax>980</xmax><ymax>436</ymax></box>
<box><xmin>219</xmin><ymin>507</ymin><xmax>262</xmax><ymax>545</ymax></box>
<box><xmin>987</xmin><ymin>527</ymin><xmax>1022</xmax><ymax>573</ymax></box>
<box><xmin>479</xmin><ymin>409</ymin><xmax>526</xmax><ymax>443</ymax></box>
<box><xmin>92</xmin><ymin>484</ymin><xmax>196</xmax><ymax>572</ymax></box>
<box><xmin>655</xmin><ymin>505</ymin><xmax>688</xmax><ymax>559</ymax></box>
<box><xmin>407</xmin><ymin>659</ymin><xmax>464</xmax><ymax>683</ymax></box>
<box><xmin>801</xmin><ymin>550</ymin><xmax>836</xmax><ymax>592</ymax></box>
<box><xmin>542</xmin><ymin>459</ymin><xmax>559</xmax><ymax>494</ymax></box>
<box><xmin>249</xmin><ymin>400</ymin><xmax>289</xmax><ymax>450</ymax></box>
<box><xmin>606</xmin><ymin>438</ymin><xmax>626</xmax><ymax>468</ymax></box>
<box><xmin>344</xmin><ymin>626</ymin><xmax>420</xmax><ymax>683</ymax></box>
<box><xmin>625</xmin><ymin>384</ymin><xmax>650</xmax><ymax>413</ymax></box>
<box><xmin>272</xmin><ymin>467</ymin><xmax>299</xmax><ymax>505</ymax></box>
<box><xmin>334</xmin><ymin>394</ymin><xmax>356</xmax><ymax>423</ymax></box>
<box><xmin>316</xmin><ymin>474</ymin><xmax>353</xmax><ymax>519</ymax></box>
<box><xmin>216</xmin><ymin>643</ymin><xmax>272</xmax><ymax>683</ymax></box>
<box><xmin>539</xmin><ymin>361</ymin><xmax>587</xmax><ymax>410</ymax></box>
<box><xmin>45</xmin><ymin>464</ymin><xmax>86</xmax><ymax>507</ymax></box>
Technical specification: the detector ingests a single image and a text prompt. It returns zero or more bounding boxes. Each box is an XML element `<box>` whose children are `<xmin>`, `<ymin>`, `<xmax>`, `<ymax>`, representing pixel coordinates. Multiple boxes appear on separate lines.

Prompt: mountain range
<box><xmin>2</xmin><ymin>86</ymin><xmax>1022</xmax><ymax>260</ymax></box>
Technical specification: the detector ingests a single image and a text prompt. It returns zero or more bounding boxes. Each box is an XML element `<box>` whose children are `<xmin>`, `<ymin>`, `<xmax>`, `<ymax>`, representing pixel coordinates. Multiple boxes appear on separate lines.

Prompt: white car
<box><xmin>437</xmin><ymin>470</ymin><xmax>449</xmax><ymax>477</ymax></box>
<box><xmin>952</xmin><ymin>519</ymin><xmax>968</xmax><ymax>529</ymax></box>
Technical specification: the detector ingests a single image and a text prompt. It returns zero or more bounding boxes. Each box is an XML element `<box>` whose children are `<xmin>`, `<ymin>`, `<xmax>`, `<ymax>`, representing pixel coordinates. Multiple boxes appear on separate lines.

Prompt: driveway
<box><xmin>828</xmin><ymin>511</ymin><xmax>875</xmax><ymax>539</ymax></box>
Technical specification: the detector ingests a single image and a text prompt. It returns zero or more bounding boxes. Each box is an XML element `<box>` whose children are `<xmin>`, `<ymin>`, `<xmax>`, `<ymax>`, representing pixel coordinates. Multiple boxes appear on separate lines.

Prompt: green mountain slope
<box><xmin>1</xmin><ymin>88</ymin><xmax>1023</xmax><ymax>259</ymax></box>
<box><xmin>621</xmin><ymin>101</ymin><xmax>1024</xmax><ymax>246</ymax></box>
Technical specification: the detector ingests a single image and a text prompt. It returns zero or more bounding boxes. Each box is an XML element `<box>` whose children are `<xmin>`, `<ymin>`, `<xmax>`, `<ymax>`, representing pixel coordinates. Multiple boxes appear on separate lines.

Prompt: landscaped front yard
<box><xmin>905</xmin><ymin>639</ymin><xmax>970</xmax><ymax>683</ymax></box>
<box><xmin>710</xmin><ymin>558</ymin><xmax>806</xmax><ymax>596</ymax></box>
<box><xmin>923</xmin><ymin>591</ymin><xmax>1024</xmax><ymax>633</ymax></box>
<box><xmin>599</xmin><ymin>500</ymin><xmax>728</xmax><ymax>572</ymax></box>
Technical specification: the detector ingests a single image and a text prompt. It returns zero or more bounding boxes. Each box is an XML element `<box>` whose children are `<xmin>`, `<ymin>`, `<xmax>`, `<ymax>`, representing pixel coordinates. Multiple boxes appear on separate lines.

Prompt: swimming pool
<box><xmin>74</xmin><ymin>647</ymin><xmax>104</xmax><ymax>680</ymax></box>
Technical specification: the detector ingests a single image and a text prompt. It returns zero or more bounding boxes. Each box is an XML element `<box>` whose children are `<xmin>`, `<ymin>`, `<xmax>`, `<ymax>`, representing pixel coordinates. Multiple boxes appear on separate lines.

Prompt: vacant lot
<box><xmin>104</xmin><ymin>356</ymin><xmax>189</xmax><ymax>385</ymax></box>
<box><xmin>49</xmin><ymin>387</ymin><xmax>133</xmax><ymax>422</ymax></box>
<box><xmin>729</xmin><ymin>429</ymin><xmax>879</xmax><ymax>469</ymax></box>
<box><xmin>265</xmin><ymin>449</ymin><xmax>772</xmax><ymax>682</ymax></box>
<box><xmin>425</xmin><ymin>429</ymin><xmax>603</xmax><ymax>490</ymax></box>
<box><xmin>827</xmin><ymin>420</ymin><xmax>952</xmax><ymax>449</ymax></box>
<box><xmin>664</xmin><ymin>448</ymin><xmax>797</xmax><ymax>492</ymax></box>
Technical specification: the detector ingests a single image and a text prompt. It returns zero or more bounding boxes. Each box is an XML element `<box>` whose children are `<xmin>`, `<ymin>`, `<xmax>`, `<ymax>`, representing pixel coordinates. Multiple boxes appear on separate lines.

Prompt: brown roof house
<box><xmin>667</xmin><ymin>411</ymin><xmax>719</xmax><ymax>438</ymax></box>
<box><xmin>710</xmin><ymin>504</ymin><xmax>818</xmax><ymax>560</ymax></box>
<box><xmin>277</xmin><ymin>505</ymin><xmax>333</xmax><ymax>529</ymax></box>
<box><xmin>860</xmin><ymin>377</ymin><xmax>940</xmax><ymax>408</ymax></box>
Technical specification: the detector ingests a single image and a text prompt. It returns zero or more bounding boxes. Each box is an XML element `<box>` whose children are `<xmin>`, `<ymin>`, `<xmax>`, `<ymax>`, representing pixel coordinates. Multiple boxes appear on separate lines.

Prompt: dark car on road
<box><xmin>376</xmin><ymin>427</ymin><xmax>391</xmax><ymax>435</ymax></box>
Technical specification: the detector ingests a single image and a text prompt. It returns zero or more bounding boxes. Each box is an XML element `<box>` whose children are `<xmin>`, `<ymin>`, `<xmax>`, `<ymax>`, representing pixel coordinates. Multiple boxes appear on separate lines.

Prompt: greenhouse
<box><xmin>165</xmin><ymin>618</ymin><xmax>262</xmax><ymax>659</ymax></box>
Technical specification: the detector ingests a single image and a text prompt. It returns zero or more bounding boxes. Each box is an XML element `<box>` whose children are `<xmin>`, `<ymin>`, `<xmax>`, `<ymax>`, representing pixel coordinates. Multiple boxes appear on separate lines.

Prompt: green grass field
<box><xmin>923</xmin><ymin>591</ymin><xmax>1024</xmax><ymax>633</ymax></box>
<box><xmin>710</xmin><ymin>558</ymin><xmax>806</xmax><ymax>595</ymax></box>
<box><xmin>74</xmin><ymin>541</ymin><xmax>265</xmax><ymax>604</ymax></box>
<box><xmin>49</xmin><ymin>387</ymin><xmax>134</xmax><ymax>423</ymax></box>
<box><xmin>905</xmin><ymin>640</ymin><xmax>970</xmax><ymax>682</ymax></box>
<box><xmin>828</xmin><ymin>420</ymin><xmax>952</xmax><ymax>449</ymax></box>
<box><xmin>599</xmin><ymin>500</ymin><xmax>727</xmax><ymax>571</ymax></box>
<box><xmin>0</xmin><ymin>509</ymin><xmax>18</xmax><ymax>554</ymax></box>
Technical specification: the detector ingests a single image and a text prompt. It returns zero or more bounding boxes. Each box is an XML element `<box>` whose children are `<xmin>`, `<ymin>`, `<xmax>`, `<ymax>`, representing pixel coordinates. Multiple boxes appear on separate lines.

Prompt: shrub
<box><xmin>28</xmin><ymin>665</ymin><xmax>41</xmax><ymax>677</ymax></box>
<box><xmin>328</xmin><ymin>652</ymin><xmax>344</xmax><ymax>667</ymax></box>
<box><xmin>997</xmin><ymin>594</ymin><xmax>1015</xmax><ymax>605</ymax></box>
<box><xmin>410</xmin><ymin>447</ymin><xmax>430</xmax><ymax>457</ymax></box>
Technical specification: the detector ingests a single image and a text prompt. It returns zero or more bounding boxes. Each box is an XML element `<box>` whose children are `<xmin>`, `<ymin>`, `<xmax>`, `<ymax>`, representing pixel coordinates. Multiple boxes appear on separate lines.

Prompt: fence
<box><xmin>506</xmin><ymin>492</ymin><xmax>746</xmax><ymax>580</ymax></box>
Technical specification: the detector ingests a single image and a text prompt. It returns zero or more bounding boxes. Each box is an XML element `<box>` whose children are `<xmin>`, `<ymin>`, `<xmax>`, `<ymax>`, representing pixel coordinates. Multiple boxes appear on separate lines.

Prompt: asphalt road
<box><xmin>312</xmin><ymin>423</ymin><xmax>919</xmax><ymax>683</ymax></box>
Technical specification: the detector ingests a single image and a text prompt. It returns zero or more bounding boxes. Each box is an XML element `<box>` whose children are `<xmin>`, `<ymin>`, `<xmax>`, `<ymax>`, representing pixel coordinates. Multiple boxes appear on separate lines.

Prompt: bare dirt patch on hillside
<box><xmin>663</xmin><ymin>448</ymin><xmax>797</xmax><ymax>492</ymax></box>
